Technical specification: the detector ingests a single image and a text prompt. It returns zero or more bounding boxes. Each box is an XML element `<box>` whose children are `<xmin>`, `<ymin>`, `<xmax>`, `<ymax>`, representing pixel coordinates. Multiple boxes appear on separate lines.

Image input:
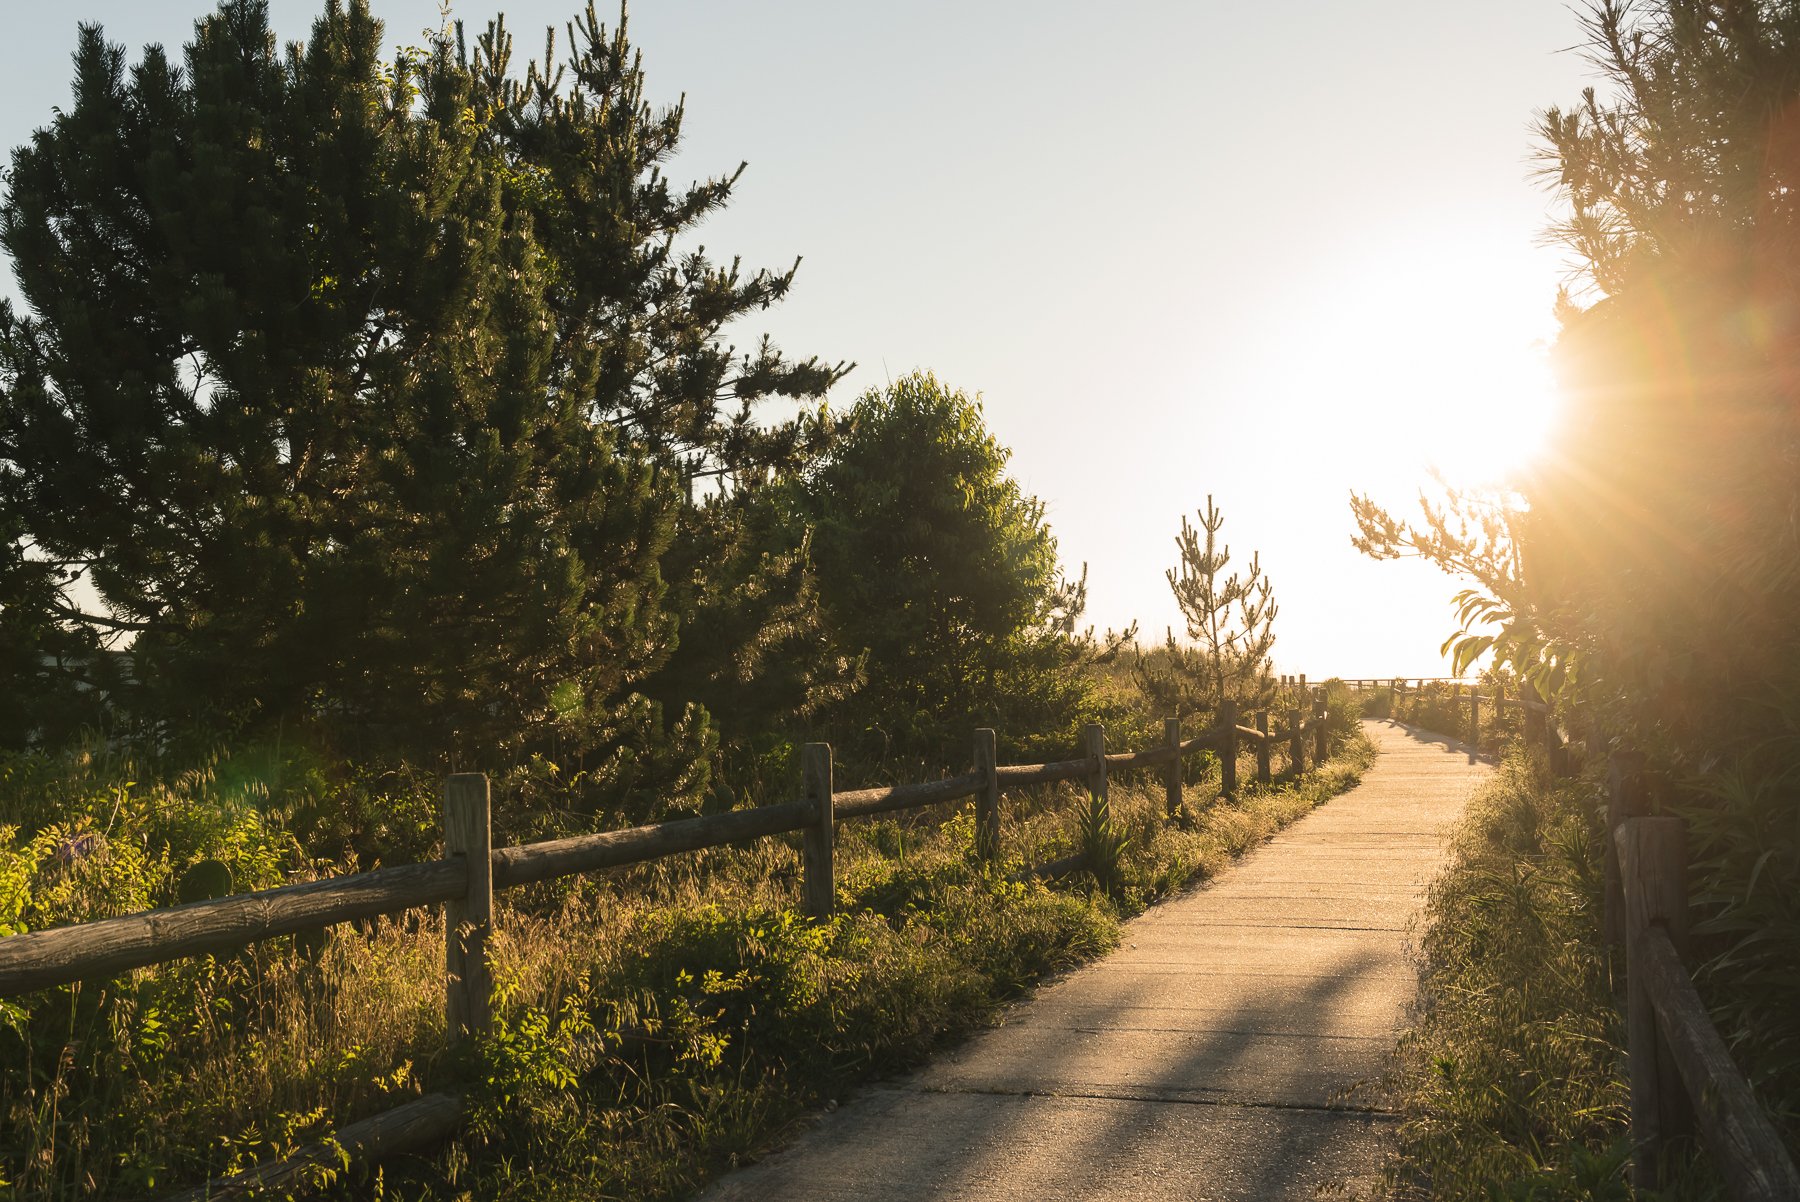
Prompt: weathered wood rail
<box><xmin>1606</xmin><ymin>761</ymin><xmax>1800</xmax><ymax>1201</ymax></box>
<box><xmin>0</xmin><ymin>692</ymin><xmax>1338</xmax><ymax>1197</ymax></box>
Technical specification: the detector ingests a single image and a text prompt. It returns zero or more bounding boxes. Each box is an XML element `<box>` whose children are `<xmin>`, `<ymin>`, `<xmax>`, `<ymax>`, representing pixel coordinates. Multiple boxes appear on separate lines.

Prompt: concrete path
<box><xmin>701</xmin><ymin>721</ymin><xmax>1492</xmax><ymax>1202</ymax></box>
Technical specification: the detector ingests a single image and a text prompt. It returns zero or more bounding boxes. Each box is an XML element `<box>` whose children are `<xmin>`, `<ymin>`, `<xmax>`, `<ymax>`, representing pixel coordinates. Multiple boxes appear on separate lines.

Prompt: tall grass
<box><xmin>2</xmin><ymin>731</ymin><xmax>1373</xmax><ymax>1200</ymax></box>
<box><xmin>1383</xmin><ymin>750</ymin><xmax>1732</xmax><ymax>1200</ymax></box>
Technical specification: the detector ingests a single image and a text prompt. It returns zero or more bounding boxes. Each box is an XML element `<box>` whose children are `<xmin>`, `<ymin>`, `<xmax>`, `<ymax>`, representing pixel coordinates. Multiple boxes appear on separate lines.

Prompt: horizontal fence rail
<box><xmin>0</xmin><ymin>859</ymin><xmax>468</xmax><ymax>997</ymax></box>
<box><xmin>833</xmin><ymin>771</ymin><xmax>986</xmax><ymax>819</ymax></box>
<box><xmin>162</xmin><ymin>1092</ymin><xmax>468</xmax><ymax>1202</ymax></box>
<box><xmin>993</xmin><ymin>757</ymin><xmax>1093</xmax><ymax>787</ymax></box>
<box><xmin>491</xmin><ymin>801</ymin><xmax>817</xmax><ymax>890</ymax></box>
<box><xmin>1609</xmin><ymin>766</ymin><xmax>1800</xmax><ymax>1200</ymax></box>
<box><xmin>2</xmin><ymin>690</ymin><xmax>1348</xmax><ymax>1198</ymax></box>
<box><xmin>0</xmin><ymin>700</ymin><xmax>1342</xmax><ymax>1003</ymax></box>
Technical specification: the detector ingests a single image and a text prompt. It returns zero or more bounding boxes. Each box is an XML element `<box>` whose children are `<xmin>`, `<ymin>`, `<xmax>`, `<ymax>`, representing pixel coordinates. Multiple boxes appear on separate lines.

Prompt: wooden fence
<box><xmin>1604</xmin><ymin>759</ymin><xmax>1800</xmax><ymax>1201</ymax></box>
<box><xmin>1377</xmin><ymin>677</ymin><xmax>1559</xmax><ymax>756</ymax></box>
<box><xmin>0</xmin><ymin>693</ymin><xmax>1335</xmax><ymax>1198</ymax></box>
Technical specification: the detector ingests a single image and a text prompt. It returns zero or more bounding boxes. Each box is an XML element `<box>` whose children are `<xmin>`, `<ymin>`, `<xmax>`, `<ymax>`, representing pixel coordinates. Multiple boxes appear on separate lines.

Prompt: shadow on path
<box><xmin>700</xmin><ymin>720</ymin><xmax>1492</xmax><ymax>1201</ymax></box>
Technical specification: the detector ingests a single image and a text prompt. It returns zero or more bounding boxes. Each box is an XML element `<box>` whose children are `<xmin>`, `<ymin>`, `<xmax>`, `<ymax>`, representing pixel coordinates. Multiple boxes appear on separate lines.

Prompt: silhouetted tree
<box><xmin>1354</xmin><ymin>0</ymin><xmax>1800</xmax><ymax>1127</ymax></box>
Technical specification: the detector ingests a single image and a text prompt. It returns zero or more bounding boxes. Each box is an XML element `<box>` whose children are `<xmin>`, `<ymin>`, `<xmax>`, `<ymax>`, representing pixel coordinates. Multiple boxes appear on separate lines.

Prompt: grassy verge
<box><xmin>1383</xmin><ymin>749</ymin><xmax>1737</xmax><ymax>1200</ymax></box>
<box><xmin>1382</xmin><ymin>749</ymin><xmax>1631</xmax><ymax>1200</ymax></box>
<box><xmin>3</xmin><ymin>731</ymin><xmax>1373</xmax><ymax>1201</ymax></box>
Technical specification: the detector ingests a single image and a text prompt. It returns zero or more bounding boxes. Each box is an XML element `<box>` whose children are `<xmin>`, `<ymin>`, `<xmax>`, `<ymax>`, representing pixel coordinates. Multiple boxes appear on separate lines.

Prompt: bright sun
<box><xmin>1405</xmin><ymin>343</ymin><xmax>1561</xmax><ymax>487</ymax></box>
<box><xmin>1279</xmin><ymin>245</ymin><xmax>1566</xmax><ymax>493</ymax></box>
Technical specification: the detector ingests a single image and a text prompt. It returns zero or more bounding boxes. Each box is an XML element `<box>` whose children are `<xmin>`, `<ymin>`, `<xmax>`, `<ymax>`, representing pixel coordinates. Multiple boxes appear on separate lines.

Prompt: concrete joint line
<box><xmin>1047</xmin><ymin>1025</ymin><xmax>1393</xmax><ymax>1042</ymax></box>
<box><xmin>916</xmin><ymin>1082</ymin><xmax>1402</xmax><ymax>1119</ymax></box>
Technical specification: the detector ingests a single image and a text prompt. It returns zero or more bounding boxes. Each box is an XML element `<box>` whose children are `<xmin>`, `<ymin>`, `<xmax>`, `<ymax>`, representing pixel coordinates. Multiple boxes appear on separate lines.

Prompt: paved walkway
<box><xmin>701</xmin><ymin>721</ymin><xmax>1492</xmax><ymax>1201</ymax></box>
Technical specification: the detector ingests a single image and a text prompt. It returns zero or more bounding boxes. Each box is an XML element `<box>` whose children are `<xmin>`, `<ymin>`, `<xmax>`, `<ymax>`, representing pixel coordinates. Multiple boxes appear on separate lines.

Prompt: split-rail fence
<box><xmin>0</xmin><ymin>691</ymin><xmax>1336</xmax><ymax>1199</ymax></box>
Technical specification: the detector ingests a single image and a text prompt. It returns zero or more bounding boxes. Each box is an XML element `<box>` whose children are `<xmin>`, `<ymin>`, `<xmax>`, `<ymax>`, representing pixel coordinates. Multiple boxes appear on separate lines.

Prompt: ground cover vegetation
<box><xmin>1378</xmin><ymin>732</ymin><xmax>1733</xmax><ymax>1201</ymax></box>
<box><xmin>0</xmin><ymin>713</ymin><xmax>1371</xmax><ymax>1199</ymax></box>
<box><xmin>1354</xmin><ymin>1</ymin><xmax>1800</xmax><ymax>1189</ymax></box>
<box><xmin>1383</xmin><ymin>749</ymin><xmax>1639</xmax><ymax>1201</ymax></box>
<box><xmin>0</xmin><ymin>0</ymin><xmax>1368</xmax><ymax>1196</ymax></box>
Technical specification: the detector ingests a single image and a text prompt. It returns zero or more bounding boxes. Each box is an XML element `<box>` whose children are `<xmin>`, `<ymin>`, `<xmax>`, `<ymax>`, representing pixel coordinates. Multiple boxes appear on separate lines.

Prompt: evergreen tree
<box><xmin>801</xmin><ymin>372</ymin><xmax>1091</xmax><ymax>767</ymax></box>
<box><xmin>1157</xmin><ymin>497</ymin><xmax>1277</xmax><ymax>711</ymax></box>
<box><xmin>643</xmin><ymin>474</ymin><xmax>863</xmax><ymax>804</ymax></box>
<box><xmin>0</xmin><ymin>1</ymin><xmax>840</xmax><ymax>804</ymax></box>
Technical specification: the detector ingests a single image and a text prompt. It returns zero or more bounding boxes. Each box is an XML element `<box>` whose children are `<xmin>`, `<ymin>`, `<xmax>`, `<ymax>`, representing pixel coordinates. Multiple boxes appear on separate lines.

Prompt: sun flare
<box><xmin>1411</xmin><ymin>344</ymin><xmax>1561</xmax><ymax>487</ymax></box>
<box><xmin>1277</xmin><ymin>244</ymin><xmax>1566</xmax><ymax>495</ymax></box>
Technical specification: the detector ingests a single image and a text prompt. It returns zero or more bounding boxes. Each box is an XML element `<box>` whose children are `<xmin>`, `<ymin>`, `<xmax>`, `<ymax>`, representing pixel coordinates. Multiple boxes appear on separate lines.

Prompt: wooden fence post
<box><xmin>1312</xmin><ymin>688</ymin><xmax>1328</xmax><ymax>765</ymax></box>
<box><xmin>1085</xmin><ymin>723</ymin><xmax>1108</xmax><ymax>819</ymax></box>
<box><xmin>1618</xmin><ymin>815</ymin><xmax>1693</xmax><ymax>1188</ymax></box>
<box><xmin>974</xmin><ymin>728</ymin><xmax>999</xmax><ymax>863</ymax></box>
<box><xmin>802</xmin><ymin>743</ymin><xmax>835</xmax><ymax>917</ymax></box>
<box><xmin>1255</xmin><ymin>710</ymin><xmax>1271</xmax><ymax>785</ymax></box>
<box><xmin>1220</xmin><ymin>699</ymin><xmax>1239</xmax><ymax>798</ymax></box>
<box><xmin>1605</xmin><ymin>752</ymin><xmax>1648</xmax><ymax>950</ymax></box>
<box><xmin>1164</xmin><ymin>717</ymin><xmax>1182</xmax><ymax>818</ymax></box>
<box><xmin>1470</xmin><ymin>686</ymin><xmax>1481</xmax><ymax>750</ymax></box>
<box><xmin>444</xmin><ymin>773</ymin><xmax>493</xmax><ymax>1042</ymax></box>
<box><xmin>1289</xmin><ymin>706</ymin><xmax>1305</xmax><ymax>774</ymax></box>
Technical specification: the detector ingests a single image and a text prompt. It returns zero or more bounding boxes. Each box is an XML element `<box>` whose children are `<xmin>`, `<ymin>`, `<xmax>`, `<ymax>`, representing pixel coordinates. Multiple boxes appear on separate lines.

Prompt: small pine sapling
<box><xmin>1165</xmin><ymin>496</ymin><xmax>1278</xmax><ymax>711</ymax></box>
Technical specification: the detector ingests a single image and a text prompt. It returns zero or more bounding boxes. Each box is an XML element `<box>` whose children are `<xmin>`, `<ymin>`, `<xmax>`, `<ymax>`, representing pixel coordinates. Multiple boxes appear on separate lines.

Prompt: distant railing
<box><xmin>0</xmin><ymin>694</ymin><xmax>1338</xmax><ymax>1198</ymax></box>
<box><xmin>1379</xmin><ymin>677</ymin><xmax>1560</xmax><ymax>759</ymax></box>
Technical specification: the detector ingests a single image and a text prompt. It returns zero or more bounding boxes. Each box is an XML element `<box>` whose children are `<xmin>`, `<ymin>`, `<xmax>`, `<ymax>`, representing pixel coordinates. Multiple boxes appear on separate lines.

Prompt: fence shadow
<box><xmin>1385</xmin><ymin>718</ymin><xmax>1490</xmax><ymax>765</ymax></box>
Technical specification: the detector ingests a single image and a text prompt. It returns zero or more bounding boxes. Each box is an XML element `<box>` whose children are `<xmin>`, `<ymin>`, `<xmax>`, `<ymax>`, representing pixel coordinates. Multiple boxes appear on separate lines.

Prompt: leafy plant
<box><xmin>1075</xmin><ymin>790</ymin><xmax>1130</xmax><ymax>897</ymax></box>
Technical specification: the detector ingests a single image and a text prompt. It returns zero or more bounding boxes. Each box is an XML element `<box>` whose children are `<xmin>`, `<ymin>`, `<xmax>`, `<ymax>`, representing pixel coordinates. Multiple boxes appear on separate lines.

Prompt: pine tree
<box><xmin>1161</xmin><ymin>497</ymin><xmax>1277</xmax><ymax>710</ymax></box>
<box><xmin>0</xmin><ymin>1</ymin><xmax>840</xmax><ymax>800</ymax></box>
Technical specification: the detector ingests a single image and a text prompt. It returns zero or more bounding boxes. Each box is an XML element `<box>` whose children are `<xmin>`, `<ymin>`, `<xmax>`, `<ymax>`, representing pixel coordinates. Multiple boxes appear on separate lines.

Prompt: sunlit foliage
<box><xmin>800</xmin><ymin>372</ymin><xmax>1097</xmax><ymax>770</ymax></box>
<box><xmin>1354</xmin><ymin>0</ymin><xmax>1800</xmax><ymax>1161</ymax></box>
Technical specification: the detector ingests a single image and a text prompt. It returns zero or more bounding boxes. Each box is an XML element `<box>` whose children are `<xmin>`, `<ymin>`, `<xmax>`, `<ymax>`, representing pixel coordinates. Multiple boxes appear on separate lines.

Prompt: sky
<box><xmin>0</xmin><ymin>1</ymin><xmax>1600</xmax><ymax>679</ymax></box>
